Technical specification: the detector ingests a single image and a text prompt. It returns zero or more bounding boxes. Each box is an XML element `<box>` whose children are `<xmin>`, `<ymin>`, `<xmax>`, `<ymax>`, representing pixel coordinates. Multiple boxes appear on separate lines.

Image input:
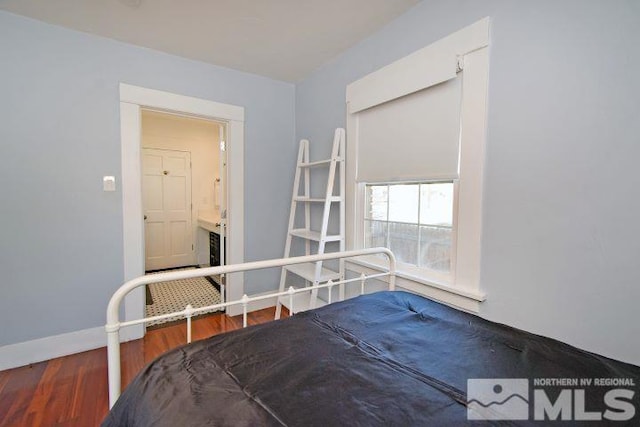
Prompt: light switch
<box><xmin>103</xmin><ymin>176</ymin><xmax>116</xmax><ymax>192</ymax></box>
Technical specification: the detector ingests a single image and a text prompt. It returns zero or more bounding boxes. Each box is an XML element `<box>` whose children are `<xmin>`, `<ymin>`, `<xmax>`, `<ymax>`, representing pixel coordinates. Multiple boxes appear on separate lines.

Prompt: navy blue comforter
<box><xmin>102</xmin><ymin>291</ymin><xmax>640</xmax><ymax>426</ymax></box>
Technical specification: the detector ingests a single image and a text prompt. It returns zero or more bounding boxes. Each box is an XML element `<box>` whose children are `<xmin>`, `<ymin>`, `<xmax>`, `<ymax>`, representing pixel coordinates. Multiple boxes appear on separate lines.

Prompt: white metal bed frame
<box><xmin>106</xmin><ymin>248</ymin><xmax>396</xmax><ymax>408</ymax></box>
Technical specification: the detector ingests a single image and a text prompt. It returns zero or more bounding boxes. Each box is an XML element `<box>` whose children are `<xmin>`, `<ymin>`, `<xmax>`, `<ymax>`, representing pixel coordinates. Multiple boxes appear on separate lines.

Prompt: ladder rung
<box><xmin>294</xmin><ymin>196</ymin><xmax>341</xmax><ymax>203</ymax></box>
<box><xmin>278</xmin><ymin>291</ymin><xmax>328</xmax><ymax>313</ymax></box>
<box><xmin>290</xmin><ymin>229</ymin><xmax>342</xmax><ymax>242</ymax></box>
<box><xmin>298</xmin><ymin>158</ymin><xmax>341</xmax><ymax>168</ymax></box>
<box><xmin>284</xmin><ymin>262</ymin><xmax>341</xmax><ymax>282</ymax></box>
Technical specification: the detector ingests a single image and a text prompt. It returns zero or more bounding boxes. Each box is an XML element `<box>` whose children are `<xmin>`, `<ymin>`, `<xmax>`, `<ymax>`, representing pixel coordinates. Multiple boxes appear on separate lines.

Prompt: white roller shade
<box><xmin>356</xmin><ymin>75</ymin><xmax>462</xmax><ymax>182</ymax></box>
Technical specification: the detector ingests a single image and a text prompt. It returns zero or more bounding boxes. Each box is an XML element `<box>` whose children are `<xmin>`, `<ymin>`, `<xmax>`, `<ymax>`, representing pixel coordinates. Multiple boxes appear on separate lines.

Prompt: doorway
<box><xmin>140</xmin><ymin>109</ymin><xmax>224</xmax><ymax>271</ymax></box>
<box><xmin>120</xmin><ymin>84</ymin><xmax>245</xmax><ymax>340</ymax></box>
<box><xmin>140</xmin><ymin>110</ymin><xmax>225</xmax><ymax>327</ymax></box>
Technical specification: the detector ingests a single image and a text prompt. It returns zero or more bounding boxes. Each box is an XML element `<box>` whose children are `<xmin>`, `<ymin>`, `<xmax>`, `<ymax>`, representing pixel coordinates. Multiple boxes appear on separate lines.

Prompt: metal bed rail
<box><xmin>106</xmin><ymin>247</ymin><xmax>396</xmax><ymax>408</ymax></box>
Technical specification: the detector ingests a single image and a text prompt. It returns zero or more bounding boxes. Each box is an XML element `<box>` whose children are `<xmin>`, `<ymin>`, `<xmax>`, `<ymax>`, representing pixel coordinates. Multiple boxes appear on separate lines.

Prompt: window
<box><xmin>351</xmin><ymin>73</ymin><xmax>463</xmax><ymax>286</ymax></box>
<box><xmin>364</xmin><ymin>182</ymin><xmax>455</xmax><ymax>277</ymax></box>
<box><xmin>345</xmin><ymin>18</ymin><xmax>489</xmax><ymax>306</ymax></box>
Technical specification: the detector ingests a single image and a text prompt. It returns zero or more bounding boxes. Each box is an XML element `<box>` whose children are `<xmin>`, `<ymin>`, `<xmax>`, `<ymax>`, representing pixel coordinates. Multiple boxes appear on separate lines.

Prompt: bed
<box><xmin>102</xmin><ymin>288</ymin><xmax>640</xmax><ymax>426</ymax></box>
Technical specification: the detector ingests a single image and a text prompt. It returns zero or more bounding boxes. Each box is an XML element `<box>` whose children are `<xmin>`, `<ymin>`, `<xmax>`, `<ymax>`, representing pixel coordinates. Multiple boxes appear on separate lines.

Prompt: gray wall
<box><xmin>296</xmin><ymin>0</ymin><xmax>640</xmax><ymax>364</ymax></box>
<box><xmin>0</xmin><ymin>11</ymin><xmax>295</xmax><ymax>346</ymax></box>
<box><xmin>3</xmin><ymin>1</ymin><xmax>639</xmax><ymax>365</ymax></box>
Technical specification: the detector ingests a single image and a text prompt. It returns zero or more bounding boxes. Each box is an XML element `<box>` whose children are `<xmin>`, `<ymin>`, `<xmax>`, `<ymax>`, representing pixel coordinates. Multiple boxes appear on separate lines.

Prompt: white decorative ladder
<box><xmin>274</xmin><ymin>128</ymin><xmax>345</xmax><ymax>319</ymax></box>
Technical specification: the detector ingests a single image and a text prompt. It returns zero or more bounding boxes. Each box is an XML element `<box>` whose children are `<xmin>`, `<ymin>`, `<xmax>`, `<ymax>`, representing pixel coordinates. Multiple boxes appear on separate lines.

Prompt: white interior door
<box><xmin>143</xmin><ymin>148</ymin><xmax>194</xmax><ymax>271</ymax></box>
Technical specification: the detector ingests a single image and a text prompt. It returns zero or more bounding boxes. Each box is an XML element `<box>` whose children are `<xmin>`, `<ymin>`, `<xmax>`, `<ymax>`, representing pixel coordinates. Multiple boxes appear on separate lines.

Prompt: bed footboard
<box><xmin>105</xmin><ymin>247</ymin><xmax>396</xmax><ymax>408</ymax></box>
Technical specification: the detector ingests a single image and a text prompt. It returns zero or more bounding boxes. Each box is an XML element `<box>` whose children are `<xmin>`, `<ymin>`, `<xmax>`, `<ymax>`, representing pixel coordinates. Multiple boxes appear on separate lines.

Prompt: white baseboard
<box><xmin>226</xmin><ymin>290</ymin><xmax>278</xmax><ymax>317</ymax></box>
<box><xmin>248</xmin><ymin>291</ymin><xmax>278</xmax><ymax>312</ymax></box>
<box><xmin>0</xmin><ymin>326</ymin><xmax>107</xmax><ymax>371</ymax></box>
<box><xmin>1</xmin><ymin>293</ymin><xmax>278</xmax><ymax>371</ymax></box>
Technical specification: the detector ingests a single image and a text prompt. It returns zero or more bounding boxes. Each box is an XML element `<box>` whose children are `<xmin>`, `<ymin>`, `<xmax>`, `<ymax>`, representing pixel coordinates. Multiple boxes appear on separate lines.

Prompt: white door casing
<box><xmin>120</xmin><ymin>84</ymin><xmax>245</xmax><ymax>340</ymax></box>
<box><xmin>218</xmin><ymin>125</ymin><xmax>226</xmax><ymax>266</ymax></box>
<box><xmin>142</xmin><ymin>148</ymin><xmax>194</xmax><ymax>270</ymax></box>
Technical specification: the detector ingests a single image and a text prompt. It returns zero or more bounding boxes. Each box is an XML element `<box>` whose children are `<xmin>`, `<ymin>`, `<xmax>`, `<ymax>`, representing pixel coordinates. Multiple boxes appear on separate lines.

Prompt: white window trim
<box><xmin>345</xmin><ymin>259</ymin><xmax>484</xmax><ymax>313</ymax></box>
<box><xmin>345</xmin><ymin>18</ymin><xmax>490</xmax><ymax>310</ymax></box>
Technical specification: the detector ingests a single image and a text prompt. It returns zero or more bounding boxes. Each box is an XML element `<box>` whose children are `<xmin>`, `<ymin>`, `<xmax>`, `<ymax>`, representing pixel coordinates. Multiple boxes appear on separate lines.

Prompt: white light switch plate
<box><xmin>103</xmin><ymin>176</ymin><xmax>116</xmax><ymax>192</ymax></box>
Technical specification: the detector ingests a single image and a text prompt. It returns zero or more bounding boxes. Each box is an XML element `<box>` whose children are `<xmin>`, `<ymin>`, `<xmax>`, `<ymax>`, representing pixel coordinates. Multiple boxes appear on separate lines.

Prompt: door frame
<box><xmin>120</xmin><ymin>83</ymin><xmax>245</xmax><ymax>340</ymax></box>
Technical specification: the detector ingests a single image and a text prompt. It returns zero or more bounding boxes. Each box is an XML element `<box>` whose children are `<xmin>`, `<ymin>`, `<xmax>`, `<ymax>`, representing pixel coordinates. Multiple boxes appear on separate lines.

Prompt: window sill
<box><xmin>346</xmin><ymin>257</ymin><xmax>486</xmax><ymax>313</ymax></box>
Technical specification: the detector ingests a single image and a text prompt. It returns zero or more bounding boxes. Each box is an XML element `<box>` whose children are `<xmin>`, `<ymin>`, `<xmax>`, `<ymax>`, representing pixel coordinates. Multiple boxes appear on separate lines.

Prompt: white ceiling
<box><xmin>0</xmin><ymin>0</ymin><xmax>419</xmax><ymax>82</ymax></box>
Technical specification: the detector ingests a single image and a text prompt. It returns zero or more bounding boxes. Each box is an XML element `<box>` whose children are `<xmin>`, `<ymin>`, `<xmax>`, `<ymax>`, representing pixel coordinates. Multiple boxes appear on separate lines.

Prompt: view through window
<box><xmin>364</xmin><ymin>182</ymin><xmax>454</xmax><ymax>273</ymax></box>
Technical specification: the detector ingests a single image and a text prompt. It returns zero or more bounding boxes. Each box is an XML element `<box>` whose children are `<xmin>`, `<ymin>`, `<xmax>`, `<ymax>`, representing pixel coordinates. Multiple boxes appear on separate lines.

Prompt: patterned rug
<box><xmin>145</xmin><ymin>271</ymin><xmax>222</xmax><ymax>327</ymax></box>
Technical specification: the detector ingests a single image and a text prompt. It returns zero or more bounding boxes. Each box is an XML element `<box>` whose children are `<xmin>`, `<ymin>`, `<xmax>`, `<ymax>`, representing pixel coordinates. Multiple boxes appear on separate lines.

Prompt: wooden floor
<box><xmin>0</xmin><ymin>308</ymin><xmax>283</xmax><ymax>427</ymax></box>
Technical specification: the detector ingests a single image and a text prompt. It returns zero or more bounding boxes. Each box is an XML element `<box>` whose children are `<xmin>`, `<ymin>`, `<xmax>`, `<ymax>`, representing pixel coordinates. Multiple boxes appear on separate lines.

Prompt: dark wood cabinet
<box><xmin>209</xmin><ymin>231</ymin><xmax>225</xmax><ymax>267</ymax></box>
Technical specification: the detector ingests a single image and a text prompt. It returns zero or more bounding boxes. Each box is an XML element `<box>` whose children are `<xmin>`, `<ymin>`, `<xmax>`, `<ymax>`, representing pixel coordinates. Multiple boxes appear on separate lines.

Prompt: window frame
<box><xmin>345</xmin><ymin>18</ymin><xmax>490</xmax><ymax>309</ymax></box>
<box><xmin>362</xmin><ymin>180</ymin><xmax>459</xmax><ymax>285</ymax></box>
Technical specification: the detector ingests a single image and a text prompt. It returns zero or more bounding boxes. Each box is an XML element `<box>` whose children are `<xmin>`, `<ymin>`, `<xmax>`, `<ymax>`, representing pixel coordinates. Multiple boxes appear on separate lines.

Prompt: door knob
<box><xmin>163</xmin><ymin>170</ymin><xmax>169</xmax><ymax>175</ymax></box>
<box><xmin>144</xmin><ymin>215</ymin><xmax>147</xmax><ymax>220</ymax></box>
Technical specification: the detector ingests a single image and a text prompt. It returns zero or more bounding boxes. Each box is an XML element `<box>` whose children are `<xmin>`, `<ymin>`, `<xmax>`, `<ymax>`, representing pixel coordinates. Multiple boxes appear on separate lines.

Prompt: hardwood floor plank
<box><xmin>23</xmin><ymin>357</ymin><xmax>64</xmax><ymax>426</ymax></box>
<box><xmin>0</xmin><ymin>362</ymin><xmax>48</xmax><ymax>427</ymax></box>
<box><xmin>0</xmin><ymin>369</ymin><xmax>10</xmax><ymax>395</ymax></box>
<box><xmin>0</xmin><ymin>308</ymin><xmax>284</xmax><ymax>426</ymax></box>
